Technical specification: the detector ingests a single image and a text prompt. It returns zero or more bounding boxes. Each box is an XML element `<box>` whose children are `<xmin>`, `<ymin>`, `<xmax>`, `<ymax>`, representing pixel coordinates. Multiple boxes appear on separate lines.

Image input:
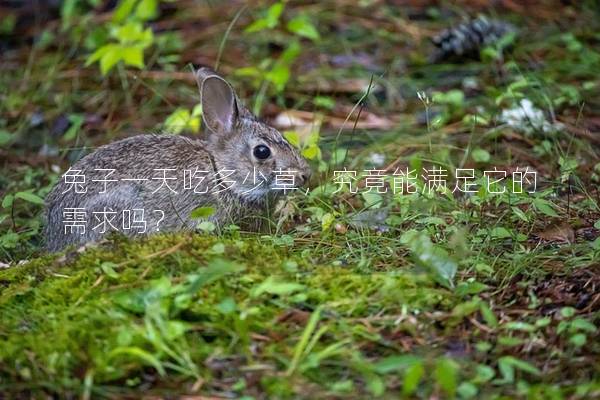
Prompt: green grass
<box><xmin>1</xmin><ymin>0</ymin><xmax>600</xmax><ymax>398</ymax></box>
<box><xmin>0</xmin><ymin>232</ymin><xmax>598</xmax><ymax>398</ymax></box>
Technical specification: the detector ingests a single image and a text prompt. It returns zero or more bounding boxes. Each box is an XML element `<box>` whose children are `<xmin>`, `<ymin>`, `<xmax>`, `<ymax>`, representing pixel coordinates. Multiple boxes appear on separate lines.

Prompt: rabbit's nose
<box><xmin>296</xmin><ymin>169</ymin><xmax>311</xmax><ymax>187</ymax></box>
<box><xmin>295</xmin><ymin>171</ymin><xmax>310</xmax><ymax>187</ymax></box>
<box><xmin>300</xmin><ymin>174</ymin><xmax>308</xmax><ymax>186</ymax></box>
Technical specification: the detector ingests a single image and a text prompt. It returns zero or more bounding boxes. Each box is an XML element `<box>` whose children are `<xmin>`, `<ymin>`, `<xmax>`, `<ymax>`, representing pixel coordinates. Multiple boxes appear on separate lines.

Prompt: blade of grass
<box><xmin>286</xmin><ymin>305</ymin><xmax>323</xmax><ymax>376</ymax></box>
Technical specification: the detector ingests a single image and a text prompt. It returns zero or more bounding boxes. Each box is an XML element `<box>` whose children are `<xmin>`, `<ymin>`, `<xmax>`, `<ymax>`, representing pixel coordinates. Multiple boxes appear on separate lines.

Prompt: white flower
<box><xmin>368</xmin><ymin>152</ymin><xmax>385</xmax><ymax>166</ymax></box>
<box><xmin>500</xmin><ymin>99</ymin><xmax>561</xmax><ymax>134</ymax></box>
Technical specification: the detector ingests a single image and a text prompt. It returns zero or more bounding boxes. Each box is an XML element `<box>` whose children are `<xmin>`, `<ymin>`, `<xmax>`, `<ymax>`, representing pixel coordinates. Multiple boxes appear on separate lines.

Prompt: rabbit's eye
<box><xmin>253</xmin><ymin>145</ymin><xmax>271</xmax><ymax>160</ymax></box>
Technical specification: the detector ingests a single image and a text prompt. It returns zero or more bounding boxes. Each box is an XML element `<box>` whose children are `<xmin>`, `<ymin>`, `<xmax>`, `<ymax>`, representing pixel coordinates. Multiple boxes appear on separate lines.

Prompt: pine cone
<box><xmin>430</xmin><ymin>15</ymin><xmax>517</xmax><ymax>63</ymax></box>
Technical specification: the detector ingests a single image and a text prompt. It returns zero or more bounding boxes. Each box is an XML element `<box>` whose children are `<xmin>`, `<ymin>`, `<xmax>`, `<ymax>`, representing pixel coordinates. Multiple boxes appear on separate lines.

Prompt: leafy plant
<box><xmin>86</xmin><ymin>21</ymin><xmax>154</xmax><ymax>75</ymax></box>
<box><xmin>284</xmin><ymin>117</ymin><xmax>327</xmax><ymax>172</ymax></box>
<box><xmin>400</xmin><ymin>229</ymin><xmax>458</xmax><ymax>289</ymax></box>
<box><xmin>557</xmin><ymin>307</ymin><xmax>597</xmax><ymax>348</ymax></box>
<box><xmin>245</xmin><ymin>2</ymin><xmax>319</xmax><ymax>41</ymax></box>
<box><xmin>163</xmin><ymin>104</ymin><xmax>202</xmax><ymax>134</ymax></box>
<box><xmin>240</xmin><ymin>1</ymin><xmax>320</xmax><ymax>112</ymax></box>
<box><xmin>85</xmin><ymin>0</ymin><xmax>159</xmax><ymax>75</ymax></box>
<box><xmin>432</xmin><ymin>89</ymin><xmax>466</xmax><ymax>127</ymax></box>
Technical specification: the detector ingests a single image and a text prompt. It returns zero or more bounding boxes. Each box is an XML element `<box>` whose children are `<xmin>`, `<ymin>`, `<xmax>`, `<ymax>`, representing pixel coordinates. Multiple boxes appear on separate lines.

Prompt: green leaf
<box><xmin>216</xmin><ymin>297</ymin><xmax>236</xmax><ymax>314</ymax></box>
<box><xmin>280</xmin><ymin>40</ymin><xmax>302</xmax><ymax>63</ymax></box>
<box><xmin>190</xmin><ymin>206</ymin><xmax>215</xmax><ymax>219</ymax></box>
<box><xmin>60</xmin><ymin>0</ymin><xmax>78</xmax><ymax>23</ymax></box>
<box><xmin>569</xmin><ymin>318</ymin><xmax>596</xmax><ymax>333</ymax></box>
<box><xmin>366</xmin><ymin>375</ymin><xmax>385</xmax><ymax>396</ymax></box>
<box><xmin>535</xmin><ymin>317</ymin><xmax>551</xmax><ymax>328</ymax></box>
<box><xmin>433</xmin><ymin>89</ymin><xmax>464</xmax><ymax>108</ymax></box>
<box><xmin>473</xmin><ymin>364</ymin><xmax>495</xmax><ymax>383</ymax></box>
<box><xmin>560</xmin><ymin>306</ymin><xmax>576</xmax><ymax>318</ymax></box>
<box><xmin>503</xmin><ymin>321</ymin><xmax>535</xmax><ymax>332</ymax></box>
<box><xmin>569</xmin><ymin>333</ymin><xmax>587</xmax><ymax>347</ymax></box>
<box><xmin>100</xmin><ymin>46</ymin><xmax>123</xmax><ymax>75</ymax></box>
<box><xmin>449</xmin><ymin>298</ymin><xmax>481</xmax><ymax>326</ymax></box>
<box><xmin>314</xmin><ymin>96</ymin><xmax>335</xmax><ymax>109</ymax></box>
<box><xmin>455</xmin><ymin>281</ymin><xmax>488</xmax><ymax>297</ymax></box>
<box><xmin>533</xmin><ymin>198</ymin><xmax>559</xmax><ymax>217</ymax></box>
<box><xmin>361</xmin><ymin>192</ymin><xmax>383</xmax><ymax>209</ymax></box>
<box><xmin>374</xmin><ymin>355</ymin><xmax>420</xmax><ymax>374</ymax></box>
<box><xmin>113</xmin><ymin>0</ymin><xmax>138</xmax><ymax>23</ymax></box>
<box><xmin>64</xmin><ymin>114</ymin><xmax>84</xmax><ymax>141</ymax></box>
<box><xmin>559</xmin><ymin>156</ymin><xmax>578</xmax><ymax>174</ymax></box>
<box><xmin>251</xmin><ymin>276</ymin><xmax>305</xmax><ymax>297</ymax></box>
<box><xmin>121</xmin><ymin>46</ymin><xmax>144</xmax><ymax>68</ymax></box>
<box><xmin>197</xmin><ymin>221</ymin><xmax>215</xmax><ymax>232</ymax></box>
<box><xmin>287</xmin><ymin>15</ymin><xmax>320</xmax><ymax>41</ymax></box>
<box><xmin>264</xmin><ymin>41</ymin><xmax>301</xmax><ymax>92</ymax></box>
<box><xmin>321</xmin><ymin>212</ymin><xmax>334</xmax><ymax>232</ymax></box>
<box><xmin>244</xmin><ymin>19</ymin><xmax>269</xmax><ymax>33</ymax></box>
<box><xmin>420</xmin><ymin>216</ymin><xmax>446</xmax><ymax>226</ymax></box>
<box><xmin>111</xmin><ymin>22</ymin><xmax>153</xmax><ymax>47</ymax></box>
<box><xmin>135</xmin><ymin>0</ymin><xmax>158</xmax><ymax>21</ymax></box>
<box><xmin>511</xmin><ymin>206</ymin><xmax>529</xmax><ymax>222</ymax></box>
<box><xmin>400</xmin><ymin>230</ymin><xmax>458</xmax><ymax>289</ymax></box>
<box><xmin>330</xmin><ymin>148</ymin><xmax>348</xmax><ymax>165</ymax></box>
<box><xmin>191</xmin><ymin>103</ymin><xmax>203</xmax><ymax>117</ymax></box>
<box><xmin>164</xmin><ymin>108</ymin><xmax>192</xmax><ymax>134</ymax></box>
<box><xmin>245</xmin><ymin>2</ymin><xmax>283</xmax><ymax>32</ymax></box>
<box><xmin>402</xmin><ymin>361</ymin><xmax>424</xmax><ymax>396</ymax></box>
<box><xmin>2</xmin><ymin>194</ymin><xmax>14</xmax><ymax>208</ymax></box>
<box><xmin>471</xmin><ymin>148</ymin><xmax>490</xmax><ymax>163</ymax></box>
<box><xmin>0</xmin><ymin>231</ymin><xmax>19</xmax><ymax>249</ymax></box>
<box><xmin>283</xmin><ymin>131</ymin><xmax>301</xmax><ymax>148</ymax></box>
<box><xmin>306</xmin><ymin>128</ymin><xmax>320</xmax><ymax>146</ymax></box>
<box><xmin>14</xmin><ymin>191</ymin><xmax>45</xmax><ymax>205</ymax></box>
<box><xmin>0</xmin><ymin>129</ymin><xmax>12</xmax><ymax>146</ymax></box>
<box><xmin>109</xmin><ymin>346</ymin><xmax>166</xmax><ymax>376</ymax></box>
<box><xmin>498</xmin><ymin>336</ymin><xmax>524</xmax><ymax>347</ymax></box>
<box><xmin>479</xmin><ymin>302</ymin><xmax>498</xmax><ymax>328</ymax></box>
<box><xmin>457</xmin><ymin>382</ymin><xmax>478</xmax><ymax>399</ymax></box>
<box><xmin>264</xmin><ymin>2</ymin><xmax>284</xmax><ymax>27</ymax></box>
<box><xmin>435</xmin><ymin>358</ymin><xmax>458</xmax><ymax>397</ymax></box>
<box><xmin>86</xmin><ymin>43</ymin><xmax>112</xmax><ymax>65</ymax></box>
<box><xmin>490</xmin><ymin>226</ymin><xmax>512</xmax><ymax>239</ymax></box>
<box><xmin>185</xmin><ymin>258</ymin><xmax>244</xmax><ymax>294</ymax></box>
<box><xmin>265</xmin><ymin>63</ymin><xmax>290</xmax><ymax>90</ymax></box>
<box><xmin>210</xmin><ymin>242</ymin><xmax>225</xmax><ymax>255</ymax></box>
<box><xmin>302</xmin><ymin>145</ymin><xmax>320</xmax><ymax>160</ymax></box>
<box><xmin>100</xmin><ymin>261</ymin><xmax>119</xmax><ymax>279</ymax></box>
<box><xmin>113</xmin><ymin>276</ymin><xmax>172</xmax><ymax>313</ymax></box>
<box><xmin>498</xmin><ymin>356</ymin><xmax>540</xmax><ymax>383</ymax></box>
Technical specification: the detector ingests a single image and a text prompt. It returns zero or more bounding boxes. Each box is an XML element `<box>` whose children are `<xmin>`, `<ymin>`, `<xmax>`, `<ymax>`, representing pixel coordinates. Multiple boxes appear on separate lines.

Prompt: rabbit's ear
<box><xmin>199</xmin><ymin>74</ymin><xmax>239</xmax><ymax>135</ymax></box>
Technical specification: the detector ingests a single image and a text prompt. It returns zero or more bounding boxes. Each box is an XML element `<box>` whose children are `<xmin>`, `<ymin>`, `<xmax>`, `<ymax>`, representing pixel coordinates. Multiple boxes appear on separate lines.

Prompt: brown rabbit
<box><xmin>44</xmin><ymin>68</ymin><xmax>311</xmax><ymax>251</ymax></box>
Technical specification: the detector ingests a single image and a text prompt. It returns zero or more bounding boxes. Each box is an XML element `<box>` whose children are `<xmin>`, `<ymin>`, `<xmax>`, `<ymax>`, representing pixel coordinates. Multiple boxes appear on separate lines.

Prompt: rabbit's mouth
<box><xmin>228</xmin><ymin>181</ymin><xmax>296</xmax><ymax>206</ymax></box>
<box><xmin>238</xmin><ymin>187</ymin><xmax>272</xmax><ymax>203</ymax></box>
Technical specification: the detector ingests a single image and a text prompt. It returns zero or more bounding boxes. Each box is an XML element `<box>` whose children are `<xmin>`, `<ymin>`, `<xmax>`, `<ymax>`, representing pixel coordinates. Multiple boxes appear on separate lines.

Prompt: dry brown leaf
<box><xmin>537</xmin><ymin>223</ymin><xmax>575</xmax><ymax>244</ymax></box>
<box><xmin>272</xmin><ymin>109</ymin><xmax>396</xmax><ymax>131</ymax></box>
<box><xmin>276</xmin><ymin>308</ymin><xmax>311</xmax><ymax>325</ymax></box>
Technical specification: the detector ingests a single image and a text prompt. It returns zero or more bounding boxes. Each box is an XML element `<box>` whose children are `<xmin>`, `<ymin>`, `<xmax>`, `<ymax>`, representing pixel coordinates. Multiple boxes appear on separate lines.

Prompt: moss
<box><xmin>0</xmin><ymin>233</ymin><xmax>446</xmax><ymax>398</ymax></box>
<box><xmin>3</xmin><ymin>229</ymin><xmax>597</xmax><ymax>398</ymax></box>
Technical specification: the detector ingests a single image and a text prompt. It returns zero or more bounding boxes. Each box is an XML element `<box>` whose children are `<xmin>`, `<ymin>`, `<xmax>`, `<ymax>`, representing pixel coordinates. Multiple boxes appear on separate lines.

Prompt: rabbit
<box><xmin>44</xmin><ymin>68</ymin><xmax>311</xmax><ymax>252</ymax></box>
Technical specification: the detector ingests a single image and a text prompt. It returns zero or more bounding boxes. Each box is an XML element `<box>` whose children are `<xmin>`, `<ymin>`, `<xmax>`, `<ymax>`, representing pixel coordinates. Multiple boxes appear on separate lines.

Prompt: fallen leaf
<box><xmin>276</xmin><ymin>308</ymin><xmax>311</xmax><ymax>325</ymax></box>
<box><xmin>536</xmin><ymin>223</ymin><xmax>575</xmax><ymax>244</ymax></box>
<box><xmin>272</xmin><ymin>109</ymin><xmax>396</xmax><ymax>131</ymax></box>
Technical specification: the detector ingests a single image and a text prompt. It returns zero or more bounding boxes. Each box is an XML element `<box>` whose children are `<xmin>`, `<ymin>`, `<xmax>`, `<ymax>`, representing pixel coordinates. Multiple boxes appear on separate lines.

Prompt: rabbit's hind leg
<box><xmin>78</xmin><ymin>184</ymin><xmax>144</xmax><ymax>245</ymax></box>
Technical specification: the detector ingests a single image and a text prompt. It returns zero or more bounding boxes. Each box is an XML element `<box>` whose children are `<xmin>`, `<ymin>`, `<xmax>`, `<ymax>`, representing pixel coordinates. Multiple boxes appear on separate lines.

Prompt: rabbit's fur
<box><xmin>44</xmin><ymin>68</ymin><xmax>310</xmax><ymax>251</ymax></box>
